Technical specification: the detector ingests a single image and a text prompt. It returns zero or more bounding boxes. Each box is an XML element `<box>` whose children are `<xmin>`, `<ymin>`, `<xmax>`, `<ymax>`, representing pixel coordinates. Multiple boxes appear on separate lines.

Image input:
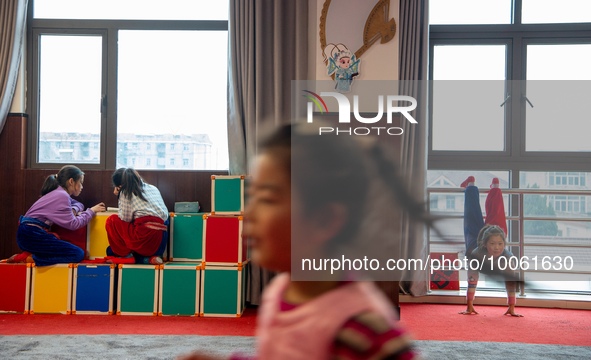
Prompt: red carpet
<box><xmin>0</xmin><ymin>307</ymin><xmax>257</xmax><ymax>336</ymax></box>
<box><xmin>398</xmin><ymin>304</ymin><xmax>591</xmax><ymax>346</ymax></box>
<box><xmin>1</xmin><ymin>304</ymin><xmax>589</xmax><ymax>347</ymax></box>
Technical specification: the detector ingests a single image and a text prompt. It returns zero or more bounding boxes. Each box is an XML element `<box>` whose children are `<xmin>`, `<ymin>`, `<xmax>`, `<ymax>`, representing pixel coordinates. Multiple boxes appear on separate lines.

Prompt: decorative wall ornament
<box><xmin>319</xmin><ymin>0</ymin><xmax>397</xmax><ymax>93</ymax></box>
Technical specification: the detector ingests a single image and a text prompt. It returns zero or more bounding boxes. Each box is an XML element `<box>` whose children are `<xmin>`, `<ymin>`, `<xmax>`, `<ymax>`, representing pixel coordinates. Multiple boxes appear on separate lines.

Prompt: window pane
<box><xmin>520</xmin><ymin>171</ymin><xmax>591</xmax><ymax>190</ymax></box>
<box><xmin>527</xmin><ymin>44</ymin><xmax>591</xmax><ymax>80</ymax></box>
<box><xmin>433</xmin><ymin>45</ymin><xmax>506</xmax><ymax>80</ymax></box>
<box><xmin>526</xmin><ymin>44</ymin><xmax>591</xmax><ymax>152</ymax></box>
<box><xmin>117</xmin><ymin>30</ymin><xmax>228</xmax><ymax>170</ymax></box>
<box><xmin>432</xmin><ymin>45</ymin><xmax>506</xmax><ymax>151</ymax></box>
<box><xmin>429</xmin><ymin>0</ymin><xmax>512</xmax><ymax>25</ymax></box>
<box><xmin>38</xmin><ymin>35</ymin><xmax>102</xmax><ymax>164</ymax></box>
<box><xmin>522</xmin><ymin>0</ymin><xmax>591</xmax><ymax>24</ymax></box>
<box><xmin>34</xmin><ymin>0</ymin><xmax>228</xmax><ymax>20</ymax></box>
<box><xmin>519</xmin><ymin>171</ymin><xmax>591</xmax><ymax>279</ymax></box>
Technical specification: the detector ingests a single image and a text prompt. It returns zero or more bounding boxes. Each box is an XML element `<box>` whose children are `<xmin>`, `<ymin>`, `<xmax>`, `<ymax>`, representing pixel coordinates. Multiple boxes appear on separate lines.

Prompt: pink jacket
<box><xmin>256</xmin><ymin>273</ymin><xmax>399</xmax><ymax>360</ymax></box>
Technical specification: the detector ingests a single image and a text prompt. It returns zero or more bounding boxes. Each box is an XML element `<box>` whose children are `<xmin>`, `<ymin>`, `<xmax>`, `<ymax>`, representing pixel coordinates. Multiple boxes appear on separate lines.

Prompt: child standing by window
<box><xmin>105</xmin><ymin>168</ymin><xmax>168</xmax><ymax>265</ymax></box>
<box><xmin>5</xmin><ymin>165</ymin><xmax>105</xmax><ymax>266</ymax></box>
<box><xmin>178</xmin><ymin>123</ymin><xmax>418</xmax><ymax>360</ymax></box>
<box><xmin>460</xmin><ymin>225</ymin><xmax>523</xmax><ymax>317</ymax></box>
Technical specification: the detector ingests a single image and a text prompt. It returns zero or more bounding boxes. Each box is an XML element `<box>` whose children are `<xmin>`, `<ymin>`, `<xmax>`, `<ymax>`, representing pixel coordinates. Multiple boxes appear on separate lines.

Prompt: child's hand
<box><xmin>504</xmin><ymin>305</ymin><xmax>524</xmax><ymax>317</ymax></box>
<box><xmin>91</xmin><ymin>202</ymin><xmax>106</xmax><ymax>214</ymax></box>
<box><xmin>459</xmin><ymin>304</ymin><xmax>478</xmax><ymax>315</ymax></box>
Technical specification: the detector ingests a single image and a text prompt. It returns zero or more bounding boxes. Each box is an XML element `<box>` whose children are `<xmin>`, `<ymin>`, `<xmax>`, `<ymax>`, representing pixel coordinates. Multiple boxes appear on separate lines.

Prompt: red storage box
<box><xmin>203</xmin><ymin>214</ymin><xmax>246</xmax><ymax>266</ymax></box>
<box><xmin>0</xmin><ymin>263</ymin><xmax>32</xmax><ymax>314</ymax></box>
<box><xmin>429</xmin><ymin>252</ymin><xmax>460</xmax><ymax>291</ymax></box>
<box><xmin>52</xmin><ymin>225</ymin><xmax>88</xmax><ymax>253</ymax></box>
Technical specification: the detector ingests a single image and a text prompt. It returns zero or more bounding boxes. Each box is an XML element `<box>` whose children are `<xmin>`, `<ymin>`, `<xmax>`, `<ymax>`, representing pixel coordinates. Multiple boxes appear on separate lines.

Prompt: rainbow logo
<box><xmin>302</xmin><ymin>90</ymin><xmax>328</xmax><ymax>113</ymax></box>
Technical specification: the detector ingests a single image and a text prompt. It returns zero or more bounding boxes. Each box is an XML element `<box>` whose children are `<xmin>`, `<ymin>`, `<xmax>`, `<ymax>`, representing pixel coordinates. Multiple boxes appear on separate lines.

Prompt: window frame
<box><xmin>27</xmin><ymin>10</ymin><xmax>228</xmax><ymax>170</ymax></box>
<box><xmin>429</xmin><ymin>18</ymin><xmax>591</xmax><ymax>176</ymax></box>
<box><xmin>428</xmin><ymin>0</ymin><xmax>591</xmax><ymax>296</ymax></box>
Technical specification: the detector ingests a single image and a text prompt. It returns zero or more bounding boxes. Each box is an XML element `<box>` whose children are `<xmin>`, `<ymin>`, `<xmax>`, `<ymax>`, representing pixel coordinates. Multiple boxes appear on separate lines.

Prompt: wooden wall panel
<box><xmin>0</xmin><ymin>114</ymin><xmax>27</xmax><ymax>258</ymax></box>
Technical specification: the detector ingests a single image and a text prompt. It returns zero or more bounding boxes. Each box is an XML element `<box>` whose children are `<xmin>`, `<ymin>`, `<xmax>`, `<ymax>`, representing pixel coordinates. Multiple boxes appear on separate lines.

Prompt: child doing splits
<box><xmin>460</xmin><ymin>225</ymin><xmax>523</xmax><ymax>317</ymax></box>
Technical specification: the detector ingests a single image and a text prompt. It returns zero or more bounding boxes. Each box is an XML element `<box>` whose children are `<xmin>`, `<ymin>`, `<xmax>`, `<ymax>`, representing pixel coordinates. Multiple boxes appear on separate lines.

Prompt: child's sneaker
<box><xmin>105</xmin><ymin>254</ymin><xmax>135</xmax><ymax>264</ymax></box>
<box><xmin>6</xmin><ymin>251</ymin><xmax>32</xmax><ymax>263</ymax></box>
<box><xmin>490</xmin><ymin>177</ymin><xmax>500</xmax><ymax>188</ymax></box>
<box><xmin>81</xmin><ymin>258</ymin><xmax>108</xmax><ymax>264</ymax></box>
<box><xmin>460</xmin><ymin>176</ymin><xmax>475</xmax><ymax>188</ymax></box>
<box><xmin>149</xmin><ymin>256</ymin><xmax>163</xmax><ymax>265</ymax></box>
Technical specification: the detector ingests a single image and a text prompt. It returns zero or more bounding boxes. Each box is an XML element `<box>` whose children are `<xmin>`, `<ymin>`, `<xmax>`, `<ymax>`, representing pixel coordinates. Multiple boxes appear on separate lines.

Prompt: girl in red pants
<box><xmin>105</xmin><ymin>168</ymin><xmax>168</xmax><ymax>265</ymax></box>
<box><xmin>460</xmin><ymin>177</ymin><xmax>522</xmax><ymax>317</ymax></box>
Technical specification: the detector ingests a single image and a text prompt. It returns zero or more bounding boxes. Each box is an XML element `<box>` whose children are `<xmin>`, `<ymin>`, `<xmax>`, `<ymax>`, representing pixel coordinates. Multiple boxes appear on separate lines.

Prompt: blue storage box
<box><xmin>72</xmin><ymin>264</ymin><xmax>115</xmax><ymax>315</ymax></box>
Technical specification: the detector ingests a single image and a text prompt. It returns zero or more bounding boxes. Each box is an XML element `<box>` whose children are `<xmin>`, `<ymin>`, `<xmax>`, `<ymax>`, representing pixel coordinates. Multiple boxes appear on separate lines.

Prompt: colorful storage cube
<box><xmin>117</xmin><ymin>264</ymin><xmax>159</xmax><ymax>316</ymax></box>
<box><xmin>158</xmin><ymin>262</ymin><xmax>201</xmax><ymax>316</ymax></box>
<box><xmin>87</xmin><ymin>211</ymin><xmax>117</xmax><ymax>259</ymax></box>
<box><xmin>211</xmin><ymin>175</ymin><xmax>245</xmax><ymax>215</ymax></box>
<box><xmin>72</xmin><ymin>264</ymin><xmax>115</xmax><ymax>315</ymax></box>
<box><xmin>429</xmin><ymin>252</ymin><xmax>460</xmax><ymax>291</ymax></box>
<box><xmin>52</xmin><ymin>225</ymin><xmax>88</xmax><ymax>253</ymax></box>
<box><xmin>0</xmin><ymin>263</ymin><xmax>32</xmax><ymax>314</ymax></box>
<box><xmin>200</xmin><ymin>263</ymin><xmax>247</xmax><ymax>317</ymax></box>
<box><xmin>169</xmin><ymin>212</ymin><xmax>206</xmax><ymax>262</ymax></box>
<box><xmin>203</xmin><ymin>214</ymin><xmax>247</xmax><ymax>266</ymax></box>
<box><xmin>30</xmin><ymin>264</ymin><xmax>73</xmax><ymax>314</ymax></box>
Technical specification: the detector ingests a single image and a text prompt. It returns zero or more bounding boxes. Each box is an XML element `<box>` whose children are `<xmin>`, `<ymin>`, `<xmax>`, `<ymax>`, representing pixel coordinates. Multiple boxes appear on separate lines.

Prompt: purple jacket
<box><xmin>24</xmin><ymin>187</ymin><xmax>95</xmax><ymax>230</ymax></box>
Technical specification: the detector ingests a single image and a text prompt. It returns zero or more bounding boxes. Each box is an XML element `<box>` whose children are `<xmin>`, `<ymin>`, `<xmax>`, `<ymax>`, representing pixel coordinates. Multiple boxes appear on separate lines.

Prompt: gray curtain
<box><xmin>398</xmin><ymin>0</ymin><xmax>430</xmax><ymax>296</ymax></box>
<box><xmin>0</xmin><ymin>0</ymin><xmax>28</xmax><ymax>135</ymax></box>
<box><xmin>227</xmin><ymin>0</ymin><xmax>308</xmax><ymax>305</ymax></box>
<box><xmin>228</xmin><ymin>0</ymin><xmax>308</xmax><ymax>175</ymax></box>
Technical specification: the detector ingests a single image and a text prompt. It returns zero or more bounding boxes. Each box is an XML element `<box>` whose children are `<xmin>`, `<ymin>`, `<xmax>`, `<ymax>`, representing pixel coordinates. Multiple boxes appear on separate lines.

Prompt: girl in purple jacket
<box><xmin>7</xmin><ymin>165</ymin><xmax>105</xmax><ymax>266</ymax></box>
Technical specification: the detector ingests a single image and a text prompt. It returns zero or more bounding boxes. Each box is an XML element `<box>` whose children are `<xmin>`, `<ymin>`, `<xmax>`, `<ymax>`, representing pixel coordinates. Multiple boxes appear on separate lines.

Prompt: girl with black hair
<box><xmin>5</xmin><ymin>165</ymin><xmax>105</xmax><ymax>266</ymax></box>
<box><xmin>178</xmin><ymin>123</ymin><xmax>418</xmax><ymax>360</ymax></box>
<box><xmin>105</xmin><ymin>168</ymin><xmax>168</xmax><ymax>265</ymax></box>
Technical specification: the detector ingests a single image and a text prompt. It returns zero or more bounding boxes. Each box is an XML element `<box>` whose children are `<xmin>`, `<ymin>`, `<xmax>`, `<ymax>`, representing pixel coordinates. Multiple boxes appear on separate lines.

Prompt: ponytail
<box><xmin>40</xmin><ymin>174</ymin><xmax>60</xmax><ymax>196</ymax></box>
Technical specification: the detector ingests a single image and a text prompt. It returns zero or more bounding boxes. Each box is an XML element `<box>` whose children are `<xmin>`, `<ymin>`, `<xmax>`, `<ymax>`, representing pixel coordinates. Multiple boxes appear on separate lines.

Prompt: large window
<box><xmin>429</xmin><ymin>0</ymin><xmax>591</xmax><ymax>172</ymax></box>
<box><xmin>28</xmin><ymin>0</ymin><xmax>229</xmax><ymax>170</ymax></box>
<box><xmin>428</xmin><ymin>1</ymin><xmax>591</xmax><ymax>296</ymax></box>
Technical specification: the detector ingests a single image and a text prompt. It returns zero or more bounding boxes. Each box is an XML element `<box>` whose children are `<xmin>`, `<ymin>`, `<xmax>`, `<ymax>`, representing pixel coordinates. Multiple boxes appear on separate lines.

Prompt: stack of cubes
<box><xmin>201</xmin><ymin>175</ymin><xmax>248</xmax><ymax>317</ymax></box>
<box><xmin>5</xmin><ymin>175</ymin><xmax>248</xmax><ymax>317</ymax></box>
<box><xmin>1</xmin><ymin>262</ymin><xmax>117</xmax><ymax>316</ymax></box>
<box><xmin>162</xmin><ymin>208</ymin><xmax>206</xmax><ymax>316</ymax></box>
<box><xmin>161</xmin><ymin>175</ymin><xmax>248</xmax><ymax>317</ymax></box>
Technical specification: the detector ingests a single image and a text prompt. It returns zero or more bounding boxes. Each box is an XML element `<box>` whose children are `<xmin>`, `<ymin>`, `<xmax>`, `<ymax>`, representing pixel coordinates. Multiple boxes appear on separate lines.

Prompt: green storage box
<box><xmin>117</xmin><ymin>264</ymin><xmax>159</xmax><ymax>316</ymax></box>
<box><xmin>200</xmin><ymin>262</ymin><xmax>247</xmax><ymax>317</ymax></box>
<box><xmin>211</xmin><ymin>175</ymin><xmax>245</xmax><ymax>215</ymax></box>
<box><xmin>169</xmin><ymin>212</ymin><xmax>206</xmax><ymax>262</ymax></box>
<box><xmin>159</xmin><ymin>262</ymin><xmax>201</xmax><ymax>316</ymax></box>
